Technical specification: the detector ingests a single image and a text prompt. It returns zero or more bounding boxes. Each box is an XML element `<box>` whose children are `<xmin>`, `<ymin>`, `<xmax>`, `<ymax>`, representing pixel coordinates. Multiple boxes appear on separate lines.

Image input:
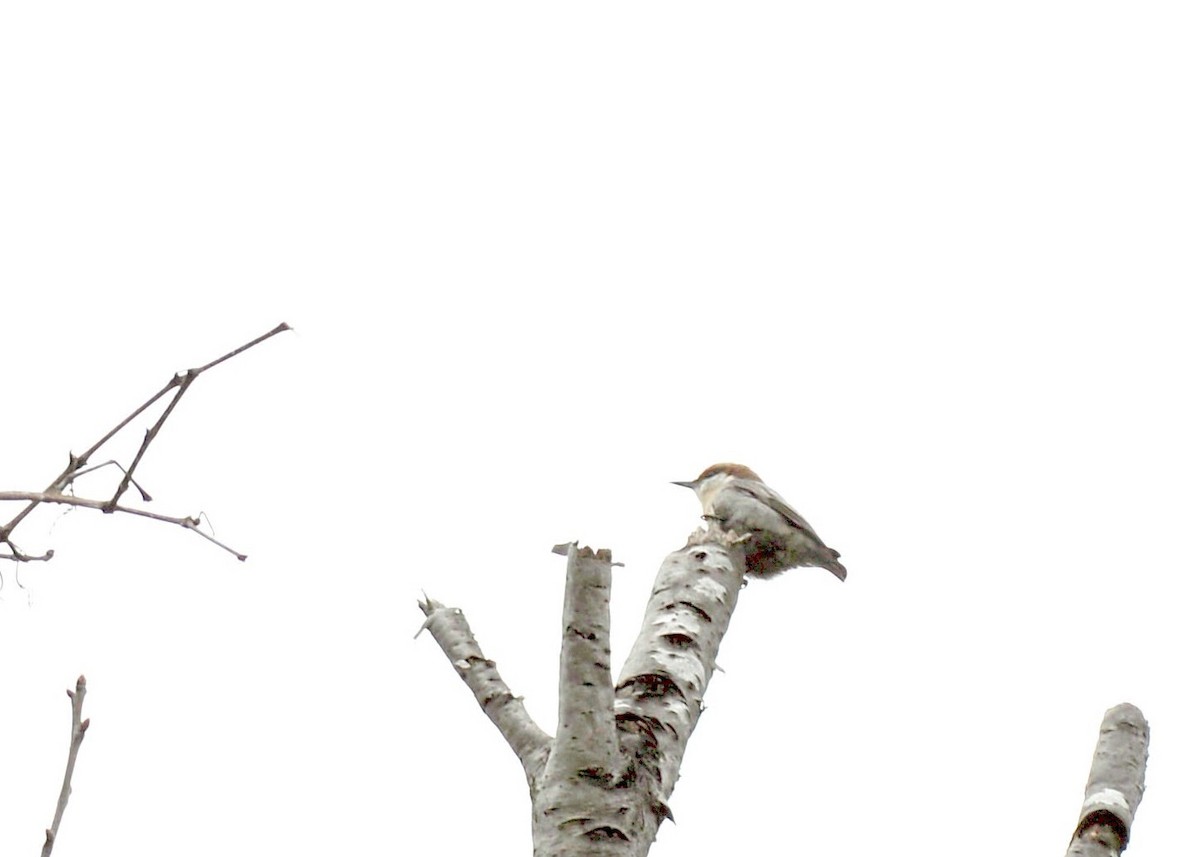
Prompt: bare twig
<box><xmin>41</xmin><ymin>675</ymin><xmax>91</xmax><ymax>857</ymax></box>
<box><xmin>68</xmin><ymin>460</ymin><xmax>153</xmax><ymax>501</ymax></box>
<box><xmin>0</xmin><ymin>322</ymin><xmax>289</xmax><ymax>562</ymax></box>
<box><xmin>0</xmin><ymin>492</ymin><xmax>247</xmax><ymax>561</ymax></box>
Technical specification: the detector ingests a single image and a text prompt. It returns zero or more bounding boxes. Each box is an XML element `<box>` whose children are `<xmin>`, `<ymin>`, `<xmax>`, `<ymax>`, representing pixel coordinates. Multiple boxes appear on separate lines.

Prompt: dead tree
<box><xmin>420</xmin><ymin>498</ymin><xmax>1155</xmax><ymax>856</ymax></box>
<box><xmin>419</xmin><ymin>524</ymin><xmax>762</xmax><ymax>857</ymax></box>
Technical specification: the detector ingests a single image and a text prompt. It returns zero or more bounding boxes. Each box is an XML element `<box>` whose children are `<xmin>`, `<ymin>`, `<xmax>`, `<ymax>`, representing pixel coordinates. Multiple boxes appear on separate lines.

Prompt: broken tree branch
<box><xmin>416</xmin><ymin>594</ymin><xmax>552</xmax><ymax>788</ymax></box>
<box><xmin>1065</xmin><ymin>703</ymin><xmax>1149</xmax><ymax>856</ymax></box>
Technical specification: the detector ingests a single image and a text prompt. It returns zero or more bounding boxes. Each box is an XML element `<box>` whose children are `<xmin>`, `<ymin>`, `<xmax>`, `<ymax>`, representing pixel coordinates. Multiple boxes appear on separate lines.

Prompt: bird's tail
<box><xmin>823</xmin><ymin>550</ymin><xmax>848</xmax><ymax>581</ymax></box>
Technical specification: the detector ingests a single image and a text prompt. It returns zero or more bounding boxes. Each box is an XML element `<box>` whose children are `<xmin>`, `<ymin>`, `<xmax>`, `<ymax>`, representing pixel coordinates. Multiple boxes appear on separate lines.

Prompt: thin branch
<box><xmin>106</xmin><ymin>321</ymin><xmax>290</xmax><ymax>509</ymax></box>
<box><xmin>69</xmin><ymin>459</ymin><xmax>153</xmax><ymax>501</ymax></box>
<box><xmin>41</xmin><ymin>675</ymin><xmax>90</xmax><ymax>857</ymax></box>
<box><xmin>0</xmin><ymin>492</ymin><xmax>247</xmax><ymax>560</ymax></box>
<box><xmin>183</xmin><ymin>517</ymin><xmax>247</xmax><ymax>561</ymax></box>
<box><xmin>416</xmin><ymin>595</ymin><xmax>551</xmax><ymax>788</ymax></box>
<box><xmin>103</xmin><ymin>381</ymin><xmax>192</xmax><ymax>511</ymax></box>
<box><xmin>0</xmin><ymin>322</ymin><xmax>290</xmax><ymax>561</ymax></box>
<box><xmin>193</xmin><ymin>322</ymin><xmax>291</xmax><ymax>373</ymax></box>
<box><xmin>0</xmin><ymin>544</ymin><xmax>54</xmax><ymax>563</ymax></box>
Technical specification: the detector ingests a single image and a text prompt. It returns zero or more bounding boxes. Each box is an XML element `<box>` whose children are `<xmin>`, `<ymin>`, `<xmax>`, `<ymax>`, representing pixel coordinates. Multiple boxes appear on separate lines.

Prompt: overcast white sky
<box><xmin>2</xmin><ymin>3</ymin><xmax>1197</xmax><ymax>855</ymax></box>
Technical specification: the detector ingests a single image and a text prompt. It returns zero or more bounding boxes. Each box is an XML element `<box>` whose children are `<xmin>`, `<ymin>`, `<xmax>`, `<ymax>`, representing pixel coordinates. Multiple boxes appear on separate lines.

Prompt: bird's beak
<box><xmin>671</xmin><ymin>480</ymin><xmax>696</xmax><ymax>489</ymax></box>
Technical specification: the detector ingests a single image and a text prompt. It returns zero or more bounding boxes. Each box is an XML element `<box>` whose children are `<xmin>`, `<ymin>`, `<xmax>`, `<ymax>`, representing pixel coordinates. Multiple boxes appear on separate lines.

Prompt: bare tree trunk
<box><xmin>420</xmin><ymin>528</ymin><xmax>750</xmax><ymax>856</ymax></box>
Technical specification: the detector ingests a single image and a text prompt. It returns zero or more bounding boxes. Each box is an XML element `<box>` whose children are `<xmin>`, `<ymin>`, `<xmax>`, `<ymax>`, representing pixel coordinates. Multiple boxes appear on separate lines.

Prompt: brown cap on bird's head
<box><xmin>695</xmin><ymin>463</ymin><xmax>762</xmax><ymax>482</ymax></box>
<box><xmin>672</xmin><ymin>463</ymin><xmax>763</xmax><ymax>489</ymax></box>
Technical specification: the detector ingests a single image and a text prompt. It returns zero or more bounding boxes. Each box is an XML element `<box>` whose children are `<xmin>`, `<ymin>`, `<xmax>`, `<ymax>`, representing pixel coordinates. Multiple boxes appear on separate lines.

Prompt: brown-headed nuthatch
<box><xmin>673</xmin><ymin>463</ymin><xmax>847</xmax><ymax>581</ymax></box>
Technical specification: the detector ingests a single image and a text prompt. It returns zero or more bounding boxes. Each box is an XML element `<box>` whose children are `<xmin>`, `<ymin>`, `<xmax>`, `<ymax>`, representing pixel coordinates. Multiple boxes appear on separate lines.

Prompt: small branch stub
<box><xmin>1066</xmin><ymin>703</ymin><xmax>1149</xmax><ymax>856</ymax></box>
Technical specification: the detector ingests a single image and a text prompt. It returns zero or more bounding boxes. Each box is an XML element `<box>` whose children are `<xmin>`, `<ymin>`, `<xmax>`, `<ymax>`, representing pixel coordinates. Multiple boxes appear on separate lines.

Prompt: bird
<box><xmin>672</xmin><ymin>463</ymin><xmax>847</xmax><ymax>581</ymax></box>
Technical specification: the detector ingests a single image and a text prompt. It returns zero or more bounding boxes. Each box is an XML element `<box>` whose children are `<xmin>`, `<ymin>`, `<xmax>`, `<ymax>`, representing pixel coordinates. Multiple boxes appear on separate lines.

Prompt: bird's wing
<box><xmin>733</xmin><ymin>481</ymin><xmax>828</xmax><ymax>546</ymax></box>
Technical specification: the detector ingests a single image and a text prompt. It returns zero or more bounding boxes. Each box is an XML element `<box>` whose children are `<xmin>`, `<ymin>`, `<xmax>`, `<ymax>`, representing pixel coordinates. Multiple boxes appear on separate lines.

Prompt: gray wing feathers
<box><xmin>733</xmin><ymin>482</ymin><xmax>826</xmax><ymax>543</ymax></box>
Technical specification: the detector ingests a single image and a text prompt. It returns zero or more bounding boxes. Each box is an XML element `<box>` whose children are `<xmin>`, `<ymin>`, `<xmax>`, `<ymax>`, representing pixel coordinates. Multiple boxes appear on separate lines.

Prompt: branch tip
<box><xmin>44</xmin><ymin>674</ymin><xmax>91</xmax><ymax>857</ymax></box>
